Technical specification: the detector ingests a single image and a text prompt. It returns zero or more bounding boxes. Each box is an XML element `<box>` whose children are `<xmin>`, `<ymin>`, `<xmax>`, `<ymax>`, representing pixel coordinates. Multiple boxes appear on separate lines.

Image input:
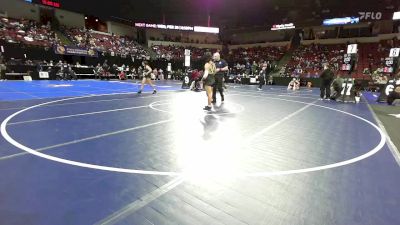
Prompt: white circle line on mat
<box><xmin>0</xmin><ymin>93</ymin><xmax>386</xmax><ymax>177</ymax></box>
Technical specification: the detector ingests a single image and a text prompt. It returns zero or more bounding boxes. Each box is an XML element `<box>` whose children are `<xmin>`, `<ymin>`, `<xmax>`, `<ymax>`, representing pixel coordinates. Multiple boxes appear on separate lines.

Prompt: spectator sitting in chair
<box><xmin>94</xmin><ymin>63</ymin><xmax>102</xmax><ymax>79</ymax></box>
<box><xmin>267</xmin><ymin>75</ymin><xmax>273</xmax><ymax>85</ymax></box>
<box><xmin>234</xmin><ymin>75</ymin><xmax>242</xmax><ymax>84</ymax></box>
<box><xmin>190</xmin><ymin>69</ymin><xmax>202</xmax><ymax>91</ymax></box>
<box><xmin>118</xmin><ymin>65</ymin><xmax>127</xmax><ymax>80</ymax></box>
<box><xmin>66</xmin><ymin>65</ymin><xmax>77</xmax><ymax>80</ymax></box>
<box><xmin>288</xmin><ymin>78</ymin><xmax>300</xmax><ymax>90</ymax></box>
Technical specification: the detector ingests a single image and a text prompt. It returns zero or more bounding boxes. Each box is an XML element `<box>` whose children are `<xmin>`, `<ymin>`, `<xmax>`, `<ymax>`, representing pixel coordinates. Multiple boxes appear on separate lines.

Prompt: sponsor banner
<box><xmin>193</xmin><ymin>26</ymin><xmax>219</xmax><ymax>34</ymax></box>
<box><xmin>323</xmin><ymin>17</ymin><xmax>359</xmax><ymax>26</ymax></box>
<box><xmin>134</xmin><ymin>23</ymin><xmax>219</xmax><ymax>33</ymax></box>
<box><xmin>359</xmin><ymin>12</ymin><xmax>383</xmax><ymax>20</ymax></box>
<box><xmin>54</xmin><ymin>45</ymin><xmax>98</xmax><ymax>57</ymax></box>
<box><xmin>271</xmin><ymin>23</ymin><xmax>295</xmax><ymax>31</ymax></box>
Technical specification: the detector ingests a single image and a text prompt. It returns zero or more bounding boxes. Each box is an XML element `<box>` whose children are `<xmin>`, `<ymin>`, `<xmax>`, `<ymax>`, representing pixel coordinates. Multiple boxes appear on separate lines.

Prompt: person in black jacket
<box><xmin>67</xmin><ymin>65</ymin><xmax>77</xmax><ymax>80</ymax></box>
<box><xmin>0</xmin><ymin>58</ymin><xmax>6</xmax><ymax>81</ymax></box>
<box><xmin>102</xmin><ymin>60</ymin><xmax>110</xmax><ymax>80</ymax></box>
<box><xmin>320</xmin><ymin>65</ymin><xmax>334</xmax><ymax>100</ymax></box>
<box><xmin>258</xmin><ymin>67</ymin><xmax>267</xmax><ymax>90</ymax></box>
<box><xmin>212</xmin><ymin>52</ymin><xmax>229</xmax><ymax>103</ymax></box>
<box><xmin>330</xmin><ymin>74</ymin><xmax>344</xmax><ymax>101</ymax></box>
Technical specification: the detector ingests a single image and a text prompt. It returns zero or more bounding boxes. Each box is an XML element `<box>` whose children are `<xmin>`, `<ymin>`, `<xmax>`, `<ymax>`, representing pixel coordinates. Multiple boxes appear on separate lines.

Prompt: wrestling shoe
<box><xmin>203</xmin><ymin>106</ymin><xmax>212</xmax><ymax>111</ymax></box>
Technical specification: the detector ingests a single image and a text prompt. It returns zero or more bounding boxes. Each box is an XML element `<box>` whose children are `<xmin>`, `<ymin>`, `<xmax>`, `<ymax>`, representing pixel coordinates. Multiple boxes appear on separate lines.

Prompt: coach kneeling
<box><xmin>388</xmin><ymin>85</ymin><xmax>400</xmax><ymax>105</ymax></box>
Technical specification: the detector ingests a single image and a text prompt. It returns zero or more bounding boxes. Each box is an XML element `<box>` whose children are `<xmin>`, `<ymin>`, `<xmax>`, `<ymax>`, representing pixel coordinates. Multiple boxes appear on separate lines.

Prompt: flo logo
<box><xmin>359</xmin><ymin>12</ymin><xmax>382</xmax><ymax>20</ymax></box>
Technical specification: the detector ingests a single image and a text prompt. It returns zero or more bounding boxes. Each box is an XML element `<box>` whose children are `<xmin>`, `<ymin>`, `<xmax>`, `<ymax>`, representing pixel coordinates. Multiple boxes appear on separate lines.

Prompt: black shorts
<box><xmin>204</xmin><ymin>76</ymin><xmax>215</xmax><ymax>87</ymax></box>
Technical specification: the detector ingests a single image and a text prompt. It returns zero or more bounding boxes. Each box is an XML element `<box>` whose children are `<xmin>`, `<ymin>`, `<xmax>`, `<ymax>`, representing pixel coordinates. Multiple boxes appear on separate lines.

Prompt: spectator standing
<box><xmin>0</xmin><ymin>58</ymin><xmax>6</xmax><ymax>81</ymax></box>
<box><xmin>320</xmin><ymin>65</ymin><xmax>335</xmax><ymax>100</ymax></box>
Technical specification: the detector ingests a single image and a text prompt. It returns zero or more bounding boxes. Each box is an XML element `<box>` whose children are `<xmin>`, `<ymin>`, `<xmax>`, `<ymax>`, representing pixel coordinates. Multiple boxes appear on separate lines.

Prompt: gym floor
<box><xmin>0</xmin><ymin>80</ymin><xmax>399</xmax><ymax>225</ymax></box>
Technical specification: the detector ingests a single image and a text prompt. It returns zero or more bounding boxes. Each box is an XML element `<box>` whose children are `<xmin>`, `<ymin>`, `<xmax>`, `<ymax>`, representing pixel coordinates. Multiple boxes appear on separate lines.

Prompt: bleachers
<box><xmin>228</xmin><ymin>46</ymin><xmax>286</xmax><ymax>63</ymax></box>
<box><xmin>63</xmin><ymin>28</ymin><xmax>149</xmax><ymax>58</ymax></box>
<box><xmin>0</xmin><ymin>14</ymin><xmax>398</xmax><ymax>82</ymax></box>
<box><xmin>0</xmin><ymin>17</ymin><xmax>57</xmax><ymax>48</ymax></box>
<box><xmin>285</xmin><ymin>44</ymin><xmax>346</xmax><ymax>77</ymax></box>
<box><xmin>355</xmin><ymin>40</ymin><xmax>399</xmax><ymax>79</ymax></box>
<box><xmin>152</xmin><ymin>45</ymin><xmax>217</xmax><ymax>60</ymax></box>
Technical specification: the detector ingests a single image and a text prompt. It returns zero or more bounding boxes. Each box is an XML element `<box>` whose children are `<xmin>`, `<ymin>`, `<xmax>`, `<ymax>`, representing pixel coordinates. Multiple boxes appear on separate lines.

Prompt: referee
<box><xmin>212</xmin><ymin>52</ymin><xmax>229</xmax><ymax>103</ymax></box>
